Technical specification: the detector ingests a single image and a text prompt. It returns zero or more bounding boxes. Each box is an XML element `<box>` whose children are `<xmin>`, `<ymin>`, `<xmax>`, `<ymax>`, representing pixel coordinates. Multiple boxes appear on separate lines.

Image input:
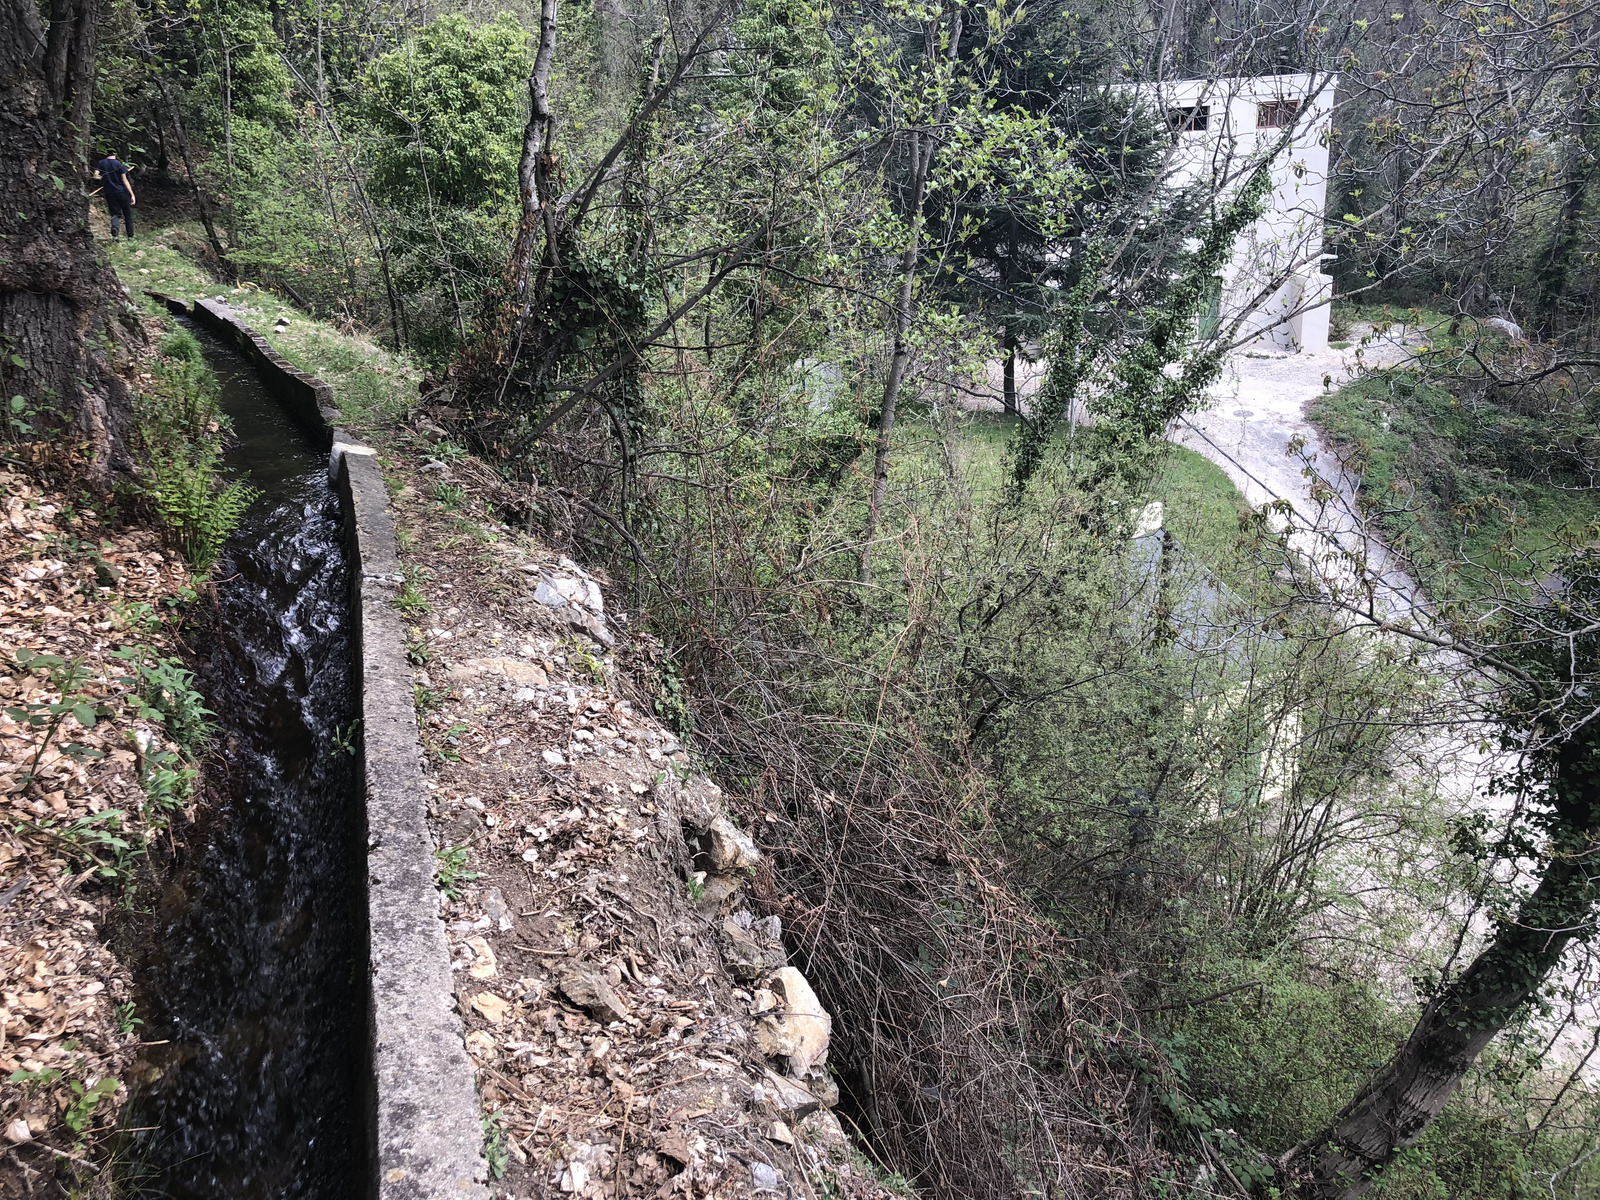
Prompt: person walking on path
<box><xmin>94</xmin><ymin>151</ymin><xmax>136</xmax><ymax>239</ymax></box>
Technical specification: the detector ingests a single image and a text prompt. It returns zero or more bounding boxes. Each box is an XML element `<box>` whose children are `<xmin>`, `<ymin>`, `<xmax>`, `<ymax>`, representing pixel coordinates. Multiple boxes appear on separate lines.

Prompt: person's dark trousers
<box><xmin>105</xmin><ymin>194</ymin><xmax>134</xmax><ymax>238</ymax></box>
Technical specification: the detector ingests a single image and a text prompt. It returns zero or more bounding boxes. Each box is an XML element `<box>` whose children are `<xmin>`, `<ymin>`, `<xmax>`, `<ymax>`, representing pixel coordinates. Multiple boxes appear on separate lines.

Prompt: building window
<box><xmin>1168</xmin><ymin>104</ymin><xmax>1210</xmax><ymax>134</ymax></box>
<box><xmin>1256</xmin><ymin>99</ymin><xmax>1302</xmax><ymax>129</ymax></box>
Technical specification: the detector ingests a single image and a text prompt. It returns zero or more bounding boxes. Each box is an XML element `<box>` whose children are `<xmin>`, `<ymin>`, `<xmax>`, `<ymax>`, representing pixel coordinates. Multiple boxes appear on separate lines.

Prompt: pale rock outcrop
<box><xmin>755</xmin><ymin>966</ymin><xmax>831</xmax><ymax>1078</ymax></box>
<box><xmin>702</xmin><ymin>815</ymin><xmax>760</xmax><ymax>874</ymax></box>
<box><xmin>522</xmin><ymin>556</ymin><xmax>613</xmax><ymax>646</ymax></box>
<box><xmin>446</xmin><ymin>656</ymin><xmax>549</xmax><ymax>688</ymax></box>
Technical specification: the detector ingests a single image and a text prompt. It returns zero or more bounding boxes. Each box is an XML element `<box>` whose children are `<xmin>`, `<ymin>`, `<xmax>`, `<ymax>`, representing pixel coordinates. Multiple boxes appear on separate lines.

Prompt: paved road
<box><xmin>1173</xmin><ymin>330</ymin><xmax>1431</xmax><ymax>619</ymax></box>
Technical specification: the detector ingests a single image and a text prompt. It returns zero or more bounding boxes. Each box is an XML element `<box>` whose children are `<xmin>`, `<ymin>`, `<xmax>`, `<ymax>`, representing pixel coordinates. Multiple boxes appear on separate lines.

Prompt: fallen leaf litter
<box><xmin>1</xmin><ymin>437</ymin><xmax>204</xmax><ymax>1191</ymax></box>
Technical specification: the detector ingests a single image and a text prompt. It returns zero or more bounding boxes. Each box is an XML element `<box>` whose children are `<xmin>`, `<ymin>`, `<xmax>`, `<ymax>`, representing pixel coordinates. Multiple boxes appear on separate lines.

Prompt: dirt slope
<box><xmin>382</xmin><ymin>439</ymin><xmax>896</xmax><ymax>1200</ymax></box>
<box><xmin>0</xmin><ymin>446</ymin><xmax>202</xmax><ymax>1197</ymax></box>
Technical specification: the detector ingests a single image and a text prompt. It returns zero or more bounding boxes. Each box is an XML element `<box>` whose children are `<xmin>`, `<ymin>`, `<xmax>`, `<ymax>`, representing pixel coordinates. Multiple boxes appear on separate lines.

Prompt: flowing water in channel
<box><xmin>127</xmin><ymin>322</ymin><xmax>361</xmax><ymax>1198</ymax></box>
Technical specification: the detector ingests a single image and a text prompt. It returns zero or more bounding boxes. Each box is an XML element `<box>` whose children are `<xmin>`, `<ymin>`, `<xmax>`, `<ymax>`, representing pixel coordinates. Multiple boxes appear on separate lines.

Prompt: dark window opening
<box><xmin>1168</xmin><ymin>104</ymin><xmax>1210</xmax><ymax>134</ymax></box>
<box><xmin>1256</xmin><ymin>99</ymin><xmax>1302</xmax><ymax>129</ymax></box>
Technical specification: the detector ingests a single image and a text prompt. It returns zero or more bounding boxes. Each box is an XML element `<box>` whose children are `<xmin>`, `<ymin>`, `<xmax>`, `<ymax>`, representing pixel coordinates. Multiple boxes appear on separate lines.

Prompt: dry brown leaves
<box><xmin>0</xmin><ymin>465</ymin><xmax>198</xmax><ymax>1196</ymax></box>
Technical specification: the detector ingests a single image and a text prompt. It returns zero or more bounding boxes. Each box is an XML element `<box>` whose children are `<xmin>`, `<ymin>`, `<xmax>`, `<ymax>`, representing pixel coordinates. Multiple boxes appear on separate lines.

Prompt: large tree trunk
<box><xmin>2</xmin><ymin>0</ymin><xmax>134</xmax><ymax>485</ymax></box>
<box><xmin>1279</xmin><ymin>736</ymin><xmax>1599</xmax><ymax>1198</ymax></box>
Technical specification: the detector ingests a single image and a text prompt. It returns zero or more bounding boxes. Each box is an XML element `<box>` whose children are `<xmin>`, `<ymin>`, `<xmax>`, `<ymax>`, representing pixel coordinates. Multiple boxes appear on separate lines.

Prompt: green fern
<box><xmin>146</xmin><ymin>453</ymin><xmax>257</xmax><ymax>571</ymax></box>
<box><xmin>134</xmin><ymin>334</ymin><xmax>258</xmax><ymax>571</ymax></box>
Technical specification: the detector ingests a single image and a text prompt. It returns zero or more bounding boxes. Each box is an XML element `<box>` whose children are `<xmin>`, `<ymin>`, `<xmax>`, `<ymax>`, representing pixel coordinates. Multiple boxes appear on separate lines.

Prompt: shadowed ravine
<box><xmin>126</xmin><ymin>321</ymin><xmax>362</xmax><ymax>1198</ymax></box>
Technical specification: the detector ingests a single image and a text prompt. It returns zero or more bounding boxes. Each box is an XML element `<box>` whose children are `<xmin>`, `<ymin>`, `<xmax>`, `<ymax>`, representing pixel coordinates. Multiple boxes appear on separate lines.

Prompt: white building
<box><xmin>1132</xmin><ymin>73</ymin><xmax>1337</xmax><ymax>353</ymax></box>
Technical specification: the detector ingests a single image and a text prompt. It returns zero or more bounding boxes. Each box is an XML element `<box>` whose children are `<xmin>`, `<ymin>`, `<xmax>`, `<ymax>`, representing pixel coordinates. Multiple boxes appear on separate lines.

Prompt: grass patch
<box><xmin>1310</xmin><ymin>368</ymin><xmax>1600</xmax><ymax>597</ymax></box>
<box><xmin>106</xmin><ymin>224</ymin><xmax>419</xmax><ymax>431</ymax></box>
<box><xmin>910</xmin><ymin>410</ymin><xmax>1250</xmax><ymax>570</ymax></box>
<box><xmin>1156</xmin><ymin>445</ymin><xmax>1253</xmax><ymax>568</ymax></box>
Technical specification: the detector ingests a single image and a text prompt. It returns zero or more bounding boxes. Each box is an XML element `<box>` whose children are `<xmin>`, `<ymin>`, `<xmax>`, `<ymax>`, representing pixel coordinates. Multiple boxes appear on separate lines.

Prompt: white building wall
<box><xmin>1131</xmin><ymin>73</ymin><xmax>1337</xmax><ymax>353</ymax></box>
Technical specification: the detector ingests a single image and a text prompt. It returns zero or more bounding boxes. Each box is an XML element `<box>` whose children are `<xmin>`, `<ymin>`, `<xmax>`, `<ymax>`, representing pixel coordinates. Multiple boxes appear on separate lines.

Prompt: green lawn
<box><xmin>1158</xmin><ymin>444</ymin><xmax>1253</xmax><ymax>568</ymax></box>
<box><xmin>908</xmin><ymin>409</ymin><xmax>1251</xmax><ymax>571</ymax></box>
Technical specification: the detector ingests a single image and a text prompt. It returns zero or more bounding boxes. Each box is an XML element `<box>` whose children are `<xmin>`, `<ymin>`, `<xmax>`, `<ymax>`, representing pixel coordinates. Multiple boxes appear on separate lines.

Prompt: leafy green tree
<box><xmin>925</xmin><ymin>3</ymin><xmax>1168</xmax><ymax>413</ymax></box>
<box><xmin>361</xmin><ymin>14</ymin><xmax>532</xmax><ymax>211</ymax></box>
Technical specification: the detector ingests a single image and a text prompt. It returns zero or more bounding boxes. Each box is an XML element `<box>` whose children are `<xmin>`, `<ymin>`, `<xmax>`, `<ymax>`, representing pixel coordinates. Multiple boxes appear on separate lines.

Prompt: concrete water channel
<box><xmin>127</xmin><ymin>297</ymin><xmax>488</xmax><ymax>1199</ymax></box>
<box><xmin>126</xmin><ymin>315</ymin><xmax>363</xmax><ymax>1197</ymax></box>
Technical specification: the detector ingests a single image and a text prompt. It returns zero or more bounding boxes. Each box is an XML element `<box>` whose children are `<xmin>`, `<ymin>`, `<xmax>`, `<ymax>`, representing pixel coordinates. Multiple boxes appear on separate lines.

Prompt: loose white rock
<box><xmin>755</xmin><ymin>967</ymin><xmax>831</xmax><ymax>1077</ymax></box>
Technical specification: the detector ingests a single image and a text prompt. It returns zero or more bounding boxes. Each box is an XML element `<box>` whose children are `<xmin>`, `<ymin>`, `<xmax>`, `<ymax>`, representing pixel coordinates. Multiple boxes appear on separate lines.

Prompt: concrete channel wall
<box><xmin>151</xmin><ymin>294</ymin><xmax>489</xmax><ymax>1200</ymax></box>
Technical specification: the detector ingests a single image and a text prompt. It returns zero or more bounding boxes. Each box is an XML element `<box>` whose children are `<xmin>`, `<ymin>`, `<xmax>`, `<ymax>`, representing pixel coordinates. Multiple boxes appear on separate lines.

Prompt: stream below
<box><xmin>126</xmin><ymin>321</ymin><xmax>362</xmax><ymax>1198</ymax></box>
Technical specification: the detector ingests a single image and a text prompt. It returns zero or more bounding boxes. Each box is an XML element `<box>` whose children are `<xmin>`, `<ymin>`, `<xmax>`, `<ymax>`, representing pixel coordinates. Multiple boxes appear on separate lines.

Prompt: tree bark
<box><xmin>1280</xmin><ymin>736</ymin><xmax>1599</xmax><ymax>1199</ymax></box>
<box><xmin>506</xmin><ymin>0</ymin><xmax>561</xmax><ymax>325</ymax></box>
<box><xmin>2</xmin><ymin>0</ymin><xmax>134</xmax><ymax>485</ymax></box>
<box><xmin>1002</xmin><ymin>326</ymin><xmax>1017</xmax><ymax>415</ymax></box>
<box><xmin>1002</xmin><ymin>212</ymin><xmax>1018</xmax><ymax>414</ymax></box>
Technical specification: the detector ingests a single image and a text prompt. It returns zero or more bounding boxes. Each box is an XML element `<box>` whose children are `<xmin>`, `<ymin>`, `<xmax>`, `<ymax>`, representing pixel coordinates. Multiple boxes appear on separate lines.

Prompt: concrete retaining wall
<box><xmin>148</xmin><ymin>293</ymin><xmax>489</xmax><ymax>1200</ymax></box>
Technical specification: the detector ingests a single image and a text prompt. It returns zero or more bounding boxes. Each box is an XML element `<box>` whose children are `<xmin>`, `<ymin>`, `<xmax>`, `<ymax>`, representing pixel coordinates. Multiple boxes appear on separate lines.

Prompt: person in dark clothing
<box><xmin>94</xmin><ymin>152</ymin><xmax>136</xmax><ymax>239</ymax></box>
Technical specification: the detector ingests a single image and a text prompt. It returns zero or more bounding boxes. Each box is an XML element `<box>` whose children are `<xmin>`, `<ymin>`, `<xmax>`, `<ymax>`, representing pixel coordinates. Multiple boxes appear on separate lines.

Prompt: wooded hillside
<box><xmin>7</xmin><ymin>0</ymin><xmax>1600</xmax><ymax>1194</ymax></box>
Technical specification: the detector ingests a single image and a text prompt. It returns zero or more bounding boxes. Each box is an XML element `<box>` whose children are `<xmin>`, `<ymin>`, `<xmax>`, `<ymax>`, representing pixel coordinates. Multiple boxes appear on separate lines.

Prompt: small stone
<box><xmin>750</xmin><ymin>1162</ymin><xmax>779</xmax><ymax>1191</ymax></box>
<box><xmin>542</xmin><ymin>749</ymin><xmax>566</xmax><ymax>766</ymax></box>
<box><xmin>484</xmin><ymin>887</ymin><xmax>512</xmax><ymax>931</ymax></box>
<box><xmin>721</xmin><ymin>918</ymin><xmax>785</xmax><ymax>981</ymax></box>
<box><xmin>766</xmin><ymin>1120</ymin><xmax>794</xmax><ymax>1145</ymax></box>
<box><xmin>471</xmin><ymin>992</ymin><xmax>512</xmax><ymax>1024</ymax></box>
<box><xmin>514</xmin><ymin>687</ymin><xmax>538</xmax><ymax>701</ymax></box>
<box><xmin>761</xmin><ymin>1069</ymin><xmax>824</xmax><ymax>1118</ymax></box>
<box><xmin>560</xmin><ymin>969</ymin><xmax>631</xmax><ymax>1023</ymax></box>
<box><xmin>466</xmin><ymin>935</ymin><xmax>498</xmax><ymax>979</ymax></box>
<box><xmin>697</xmin><ymin>874</ymin><xmax>742</xmax><ymax>907</ymax></box>
<box><xmin>675</xmin><ymin>774</ymin><xmax>723</xmax><ymax>832</ymax></box>
<box><xmin>801</xmin><ymin>1064</ymin><xmax>840</xmax><ymax>1108</ymax></box>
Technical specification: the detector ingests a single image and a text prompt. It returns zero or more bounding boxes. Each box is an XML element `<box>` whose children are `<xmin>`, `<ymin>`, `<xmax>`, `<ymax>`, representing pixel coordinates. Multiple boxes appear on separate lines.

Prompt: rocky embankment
<box><xmin>387</xmin><ymin>443</ymin><xmax>896</xmax><ymax>1200</ymax></box>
